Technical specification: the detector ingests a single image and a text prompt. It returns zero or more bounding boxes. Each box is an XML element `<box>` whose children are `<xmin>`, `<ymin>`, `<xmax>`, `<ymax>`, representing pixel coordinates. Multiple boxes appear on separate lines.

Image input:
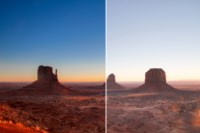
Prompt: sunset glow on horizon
<box><xmin>0</xmin><ymin>75</ymin><xmax>104</xmax><ymax>83</ymax></box>
<box><xmin>0</xmin><ymin>61</ymin><xmax>105</xmax><ymax>82</ymax></box>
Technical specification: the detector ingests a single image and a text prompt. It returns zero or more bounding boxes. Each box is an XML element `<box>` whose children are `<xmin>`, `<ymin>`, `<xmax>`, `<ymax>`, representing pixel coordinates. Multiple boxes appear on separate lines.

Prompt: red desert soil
<box><xmin>0</xmin><ymin>94</ymin><xmax>105</xmax><ymax>133</ymax></box>
<box><xmin>0</xmin><ymin>123</ymin><xmax>41</xmax><ymax>133</ymax></box>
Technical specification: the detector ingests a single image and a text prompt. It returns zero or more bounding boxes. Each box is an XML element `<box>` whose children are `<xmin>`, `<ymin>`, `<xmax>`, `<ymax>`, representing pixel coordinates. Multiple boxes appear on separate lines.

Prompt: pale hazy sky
<box><xmin>107</xmin><ymin>0</ymin><xmax>200</xmax><ymax>82</ymax></box>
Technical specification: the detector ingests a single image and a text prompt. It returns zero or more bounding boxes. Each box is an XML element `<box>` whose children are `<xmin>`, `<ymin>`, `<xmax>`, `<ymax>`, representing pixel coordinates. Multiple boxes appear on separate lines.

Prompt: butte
<box><xmin>16</xmin><ymin>65</ymin><xmax>71</xmax><ymax>95</ymax></box>
<box><xmin>134</xmin><ymin>68</ymin><xmax>176</xmax><ymax>92</ymax></box>
<box><xmin>107</xmin><ymin>73</ymin><xmax>124</xmax><ymax>90</ymax></box>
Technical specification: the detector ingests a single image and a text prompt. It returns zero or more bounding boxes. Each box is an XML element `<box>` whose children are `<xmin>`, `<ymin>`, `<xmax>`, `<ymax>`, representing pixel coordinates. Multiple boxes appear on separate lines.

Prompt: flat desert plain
<box><xmin>108</xmin><ymin>84</ymin><xmax>200</xmax><ymax>133</ymax></box>
<box><xmin>0</xmin><ymin>83</ymin><xmax>105</xmax><ymax>133</ymax></box>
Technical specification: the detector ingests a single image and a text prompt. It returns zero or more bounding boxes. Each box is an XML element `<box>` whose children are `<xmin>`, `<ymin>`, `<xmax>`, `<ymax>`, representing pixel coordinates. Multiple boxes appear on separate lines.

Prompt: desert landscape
<box><xmin>107</xmin><ymin>68</ymin><xmax>200</xmax><ymax>133</ymax></box>
<box><xmin>0</xmin><ymin>66</ymin><xmax>105</xmax><ymax>133</ymax></box>
<box><xmin>0</xmin><ymin>1</ymin><xmax>106</xmax><ymax>132</ymax></box>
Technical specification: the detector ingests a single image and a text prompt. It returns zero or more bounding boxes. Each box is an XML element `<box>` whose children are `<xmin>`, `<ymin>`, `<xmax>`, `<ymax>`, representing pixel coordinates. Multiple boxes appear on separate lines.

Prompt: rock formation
<box><xmin>134</xmin><ymin>68</ymin><xmax>176</xmax><ymax>92</ymax></box>
<box><xmin>107</xmin><ymin>73</ymin><xmax>124</xmax><ymax>90</ymax></box>
<box><xmin>145</xmin><ymin>68</ymin><xmax>166</xmax><ymax>84</ymax></box>
<box><xmin>18</xmin><ymin>65</ymin><xmax>71</xmax><ymax>95</ymax></box>
<box><xmin>37</xmin><ymin>65</ymin><xmax>58</xmax><ymax>82</ymax></box>
<box><xmin>107</xmin><ymin>74</ymin><xmax>115</xmax><ymax>84</ymax></box>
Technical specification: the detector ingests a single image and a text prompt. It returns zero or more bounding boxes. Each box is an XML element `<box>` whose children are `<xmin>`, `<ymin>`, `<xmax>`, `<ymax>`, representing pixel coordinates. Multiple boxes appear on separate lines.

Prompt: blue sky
<box><xmin>107</xmin><ymin>0</ymin><xmax>200</xmax><ymax>82</ymax></box>
<box><xmin>0</xmin><ymin>0</ymin><xmax>105</xmax><ymax>82</ymax></box>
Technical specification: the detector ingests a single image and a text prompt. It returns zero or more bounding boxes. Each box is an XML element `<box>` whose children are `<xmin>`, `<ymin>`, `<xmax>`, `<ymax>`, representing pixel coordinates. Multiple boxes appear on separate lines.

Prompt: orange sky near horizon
<box><xmin>0</xmin><ymin>63</ymin><xmax>105</xmax><ymax>82</ymax></box>
<box><xmin>0</xmin><ymin>74</ymin><xmax>105</xmax><ymax>82</ymax></box>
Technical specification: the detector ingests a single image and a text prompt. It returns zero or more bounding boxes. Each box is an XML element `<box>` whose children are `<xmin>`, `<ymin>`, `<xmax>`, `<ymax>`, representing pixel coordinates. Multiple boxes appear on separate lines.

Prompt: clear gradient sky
<box><xmin>0</xmin><ymin>0</ymin><xmax>105</xmax><ymax>82</ymax></box>
<box><xmin>107</xmin><ymin>0</ymin><xmax>200</xmax><ymax>82</ymax></box>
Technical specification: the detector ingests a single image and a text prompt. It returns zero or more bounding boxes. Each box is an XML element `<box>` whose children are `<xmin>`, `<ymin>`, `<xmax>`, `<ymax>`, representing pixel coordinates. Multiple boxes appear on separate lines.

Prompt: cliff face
<box><xmin>107</xmin><ymin>74</ymin><xmax>116</xmax><ymax>84</ymax></box>
<box><xmin>37</xmin><ymin>65</ymin><xmax>58</xmax><ymax>82</ymax></box>
<box><xmin>145</xmin><ymin>68</ymin><xmax>166</xmax><ymax>84</ymax></box>
<box><xmin>134</xmin><ymin>68</ymin><xmax>176</xmax><ymax>92</ymax></box>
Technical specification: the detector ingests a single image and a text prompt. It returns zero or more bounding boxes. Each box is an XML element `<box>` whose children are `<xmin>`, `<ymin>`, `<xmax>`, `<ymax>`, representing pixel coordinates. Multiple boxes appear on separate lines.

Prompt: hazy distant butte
<box><xmin>145</xmin><ymin>68</ymin><xmax>166</xmax><ymax>84</ymax></box>
<box><xmin>107</xmin><ymin>73</ymin><xmax>124</xmax><ymax>90</ymax></box>
<box><xmin>135</xmin><ymin>68</ymin><xmax>176</xmax><ymax>92</ymax></box>
<box><xmin>19</xmin><ymin>65</ymin><xmax>71</xmax><ymax>95</ymax></box>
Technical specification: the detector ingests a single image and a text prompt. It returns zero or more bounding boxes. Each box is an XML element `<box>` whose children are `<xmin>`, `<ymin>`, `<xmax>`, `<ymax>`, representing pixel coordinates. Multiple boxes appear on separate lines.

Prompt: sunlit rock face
<box><xmin>134</xmin><ymin>68</ymin><xmax>176</xmax><ymax>92</ymax></box>
<box><xmin>107</xmin><ymin>74</ymin><xmax>124</xmax><ymax>90</ymax></box>
<box><xmin>145</xmin><ymin>68</ymin><xmax>166</xmax><ymax>84</ymax></box>
<box><xmin>37</xmin><ymin>65</ymin><xmax>58</xmax><ymax>82</ymax></box>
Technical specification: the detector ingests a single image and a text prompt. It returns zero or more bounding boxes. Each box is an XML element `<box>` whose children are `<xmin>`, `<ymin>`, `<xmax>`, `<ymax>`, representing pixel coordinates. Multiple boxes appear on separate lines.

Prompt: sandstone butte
<box><xmin>16</xmin><ymin>65</ymin><xmax>71</xmax><ymax>95</ymax></box>
<box><xmin>107</xmin><ymin>73</ymin><xmax>124</xmax><ymax>89</ymax></box>
<box><xmin>134</xmin><ymin>68</ymin><xmax>176</xmax><ymax>92</ymax></box>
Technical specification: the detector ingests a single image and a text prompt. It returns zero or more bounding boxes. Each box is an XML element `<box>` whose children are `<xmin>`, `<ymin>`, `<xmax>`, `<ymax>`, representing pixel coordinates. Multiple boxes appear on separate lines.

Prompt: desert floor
<box><xmin>108</xmin><ymin>89</ymin><xmax>200</xmax><ymax>133</ymax></box>
<box><xmin>0</xmin><ymin>84</ymin><xmax>105</xmax><ymax>133</ymax></box>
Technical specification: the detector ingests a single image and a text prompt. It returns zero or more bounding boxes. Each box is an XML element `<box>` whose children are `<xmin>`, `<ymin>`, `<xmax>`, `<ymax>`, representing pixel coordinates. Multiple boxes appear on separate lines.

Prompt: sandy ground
<box><xmin>108</xmin><ymin>89</ymin><xmax>200</xmax><ymax>133</ymax></box>
<box><xmin>0</xmin><ymin>85</ymin><xmax>105</xmax><ymax>133</ymax></box>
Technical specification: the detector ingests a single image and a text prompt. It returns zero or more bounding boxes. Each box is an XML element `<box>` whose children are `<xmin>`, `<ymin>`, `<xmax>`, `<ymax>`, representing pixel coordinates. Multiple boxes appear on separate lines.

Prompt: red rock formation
<box><xmin>18</xmin><ymin>65</ymin><xmax>71</xmax><ymax>95</ymax></box>
<box><xmin>37</xmin><ymin>65</ymin><xmax>58</xmax><ymax>82</ymax></box>
<box><xmin>145</xmin><ymin>68</ymin><xmax>166</xmax><ymax>84</ymax></box>
<box><xmin>134</xmin><ymin>68</ymin><xmax>176</xmax><ymax>92</ymax></box>
<box><xmin>107</xmin><ymin>73</ymin><xmax>124</xmax><ymax>90</ymax></box>
<box><xmin>107</xmin><ymin>74</ymin><xmax>116</xmax><ymax>83</ymax></box>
